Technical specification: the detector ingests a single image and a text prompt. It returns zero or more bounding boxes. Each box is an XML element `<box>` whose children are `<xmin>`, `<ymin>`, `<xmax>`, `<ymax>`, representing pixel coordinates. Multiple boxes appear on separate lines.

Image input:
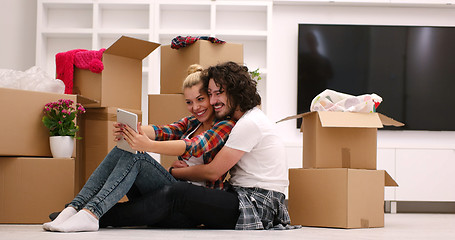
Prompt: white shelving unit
<box><xmin>153</xmin><ymin>0</ymin><xmax>272</xmax><ymax>108</ymax></box>
<box><xmin>36</xmin><ymin>0</ymin><xmax>272</xmax><ymax>118</ymax></box>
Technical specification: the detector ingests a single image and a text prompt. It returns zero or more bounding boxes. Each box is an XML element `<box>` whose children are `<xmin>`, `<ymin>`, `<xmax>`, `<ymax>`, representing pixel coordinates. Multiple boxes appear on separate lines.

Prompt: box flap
<box><xmin>104</xmin><ymin>36</ymin><xmax>160</xmax><ymax>60</ymax></box>
<box><xmin>277</xmin><ymin>111</ymin><xmax>402</xmax><ymax>129</ymax></box>
<box><xmin>76</xmin><ymin>95</ymin><xmax>100</xmax><ymax>105</ymax></box>
<box><xmin>276</xmin><ymin>112</ymin><xmax>314</xmax><ymax>123</ymax></box>
<box><xmin>384</xmin><ymin>171</ymin><xmax>398</xmax><ymax>187</ymax></box>
<box><xmin>377</xmin><ymin>113</ymin><xmax>404</xmax><ymax>127</ymax></box>
<box><xmin>318</xmin><ymin>111</ymin><xmax>383</xmax><ymax>128</ymax></box>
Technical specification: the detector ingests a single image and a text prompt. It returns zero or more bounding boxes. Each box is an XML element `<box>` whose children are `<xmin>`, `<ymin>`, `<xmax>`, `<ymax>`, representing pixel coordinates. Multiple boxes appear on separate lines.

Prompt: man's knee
<box><xmin>162</xmin><ymin>182</ymin><xmax>192</xmax><ymax>201</ymax></box>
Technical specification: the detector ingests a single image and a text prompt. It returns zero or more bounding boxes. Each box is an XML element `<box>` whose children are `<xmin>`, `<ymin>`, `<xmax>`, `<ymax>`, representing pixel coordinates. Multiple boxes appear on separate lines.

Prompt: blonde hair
<box><xmin>182</xmin><ymin>64</ymin><xmax>203</xmax><ymax>90</ymax></box>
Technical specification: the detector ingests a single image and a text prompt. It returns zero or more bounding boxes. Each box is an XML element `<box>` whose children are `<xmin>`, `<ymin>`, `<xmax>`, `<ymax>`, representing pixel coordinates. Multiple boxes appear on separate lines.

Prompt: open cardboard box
<box><xmin>73</xmin><ymin>36</ymin><xmax>160</xmax><ymax>110</ymax></box>
<box><xmin>278</xmin><ymin>111</ymin><xmax>403</xmax><ymax>169</ymax></box>
<box><xmin>288</xmin><ymin>168</ymin><xmax>398</xmax><ymax>229</ymax></box>
<box><xmin>160</xmin><ymin>40</ymin><xmax>243</xmax><ymax>94</ymax></box>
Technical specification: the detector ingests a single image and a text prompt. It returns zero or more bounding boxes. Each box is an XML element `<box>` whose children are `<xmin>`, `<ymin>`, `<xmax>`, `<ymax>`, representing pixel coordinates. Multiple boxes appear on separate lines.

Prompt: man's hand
<box><xmin>123</xmin><ymin>122</ymin><xmax>153</xmax><ymax>153</ymax></box>
<box><xmin>171</xmin><ymin>160</ymin><xmax>189</xmax><ymax>168</ymax></box>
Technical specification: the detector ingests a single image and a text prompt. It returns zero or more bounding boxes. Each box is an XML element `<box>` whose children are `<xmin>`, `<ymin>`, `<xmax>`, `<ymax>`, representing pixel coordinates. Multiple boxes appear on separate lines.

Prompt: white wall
<box><xmin>269</xmin><ymin>4</ymin><xmax>455</xmax><ymax>168</ymax></box>
<box><xmin>0</xmin><ymin>0</ymin><xmax>36</xmax><ymax>71</ymax></box>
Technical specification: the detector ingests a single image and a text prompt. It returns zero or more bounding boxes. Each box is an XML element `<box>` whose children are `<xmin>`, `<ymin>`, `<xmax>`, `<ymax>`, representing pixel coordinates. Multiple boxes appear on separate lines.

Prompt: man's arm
<box><xmin>171</xmin><ymin>146</ymin><xmax>244</xmax><ymax>182</ymax></box>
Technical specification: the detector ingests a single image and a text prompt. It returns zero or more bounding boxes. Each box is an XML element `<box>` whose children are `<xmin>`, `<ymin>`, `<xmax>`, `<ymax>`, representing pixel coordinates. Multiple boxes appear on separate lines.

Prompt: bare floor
<box><xmin>1</xmin><ymin>214</ymin><xmax>454</xmax><ymax>240</ymax></box>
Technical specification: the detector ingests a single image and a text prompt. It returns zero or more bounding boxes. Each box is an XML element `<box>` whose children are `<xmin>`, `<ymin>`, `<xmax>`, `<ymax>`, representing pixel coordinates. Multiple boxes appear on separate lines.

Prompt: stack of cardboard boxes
<box><xmin>151</xmin><ymin>40</ymin><xmax>243</xmax><ymax>169</ymax></box>
<box><xmin>0</xmin><ymin>88</ymin><xmax>77</xmax><ymax>223</ymax></box>
<box><xmin>0</xmin><ymin>36</ymin><xmax>159</xmax><ymax>224</ymax></box>
<box><xmin>74</xmin><ymin>36</ymin><xmax>159</xmax><ymax>188</ymax></box>
<box><xmin>283</xmin><ymin>111</ymin><xmax>403</xmax><ymax>228</ymax></box>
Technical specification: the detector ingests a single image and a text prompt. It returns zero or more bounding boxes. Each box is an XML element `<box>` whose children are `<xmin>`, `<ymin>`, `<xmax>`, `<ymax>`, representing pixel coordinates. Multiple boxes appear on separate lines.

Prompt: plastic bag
<box><xmin>0</xmin><ymin>66</ymin><xmax>65</xmax><ymax>94</ymax></box>
<box><xmin>310</xmin><ymin>89</ymin><xmax>382</xmax><ymax>113</ymax></box>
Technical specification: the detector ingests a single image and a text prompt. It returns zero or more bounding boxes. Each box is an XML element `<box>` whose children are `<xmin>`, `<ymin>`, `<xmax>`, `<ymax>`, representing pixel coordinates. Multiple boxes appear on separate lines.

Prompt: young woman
<box><xmin>43</xmin><ymin>65</ymin><xmax>235</xmax><ymax>232</ymax></box>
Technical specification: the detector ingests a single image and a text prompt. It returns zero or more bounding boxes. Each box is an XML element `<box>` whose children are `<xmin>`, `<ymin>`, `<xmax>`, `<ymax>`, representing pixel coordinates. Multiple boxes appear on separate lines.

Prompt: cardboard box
<box><xmin>148</xmin><ymin>94</ymin><xmax>188</xmax><ymax>126</ymax></box>
<box><xmin>288</xmin><ymin>168</ymin><xmax>398</xmax><ymax>229</ymax></box>
<box><xmin>279</xmin><ymin>112</ymin><xmax>403</xmax><ymax>169</ymax></box>
<box><xmin>79</xmin><ymin>107</ymin><xmax>142</xmax><ymax>185</ymax></box>
<box><xmin>148</xmin><ymin>94</ymin><xmax>189</xmax><ymax>169</ymax></box>
<box><xmin>0</xmin><ymin>87</ymin><xmax>77</xmax><ymax>157</ymax></box>
<box><xmin>73</xmin><ymin>36</ymin><xmax>160</xmax><ymax>109</ymax></box>
<box><xmin>0</xmin><ymin>157</ymin><xmax>75</xmax><ymax>224</ymax></box>
<box><xmin>160</xmin><ymin>40</ymin><xmax>243</xmax><ymax>94</ymax></box>
<box><xmin>160</xmin><ymin>154</ymin><xmax>178</xmax><ymax>170</ymax></box>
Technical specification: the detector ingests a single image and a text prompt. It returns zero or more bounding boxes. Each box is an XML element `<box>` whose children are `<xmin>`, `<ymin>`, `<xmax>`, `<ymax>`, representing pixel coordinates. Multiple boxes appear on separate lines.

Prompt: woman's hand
<box><xmin>122</xmin><ymin>122</ymin><xmax>153</xmax><ymax>153</ymax></box>
<box><xmin>113</xmin><ymin>122</ymin><xmax>123</xmax><ymax>142</ymax></box>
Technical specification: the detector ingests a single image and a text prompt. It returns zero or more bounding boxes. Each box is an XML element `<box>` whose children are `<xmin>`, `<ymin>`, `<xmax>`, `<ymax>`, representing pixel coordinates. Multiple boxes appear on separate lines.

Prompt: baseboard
<box><xmin>385</xmin><ymin>201</ymin><xmax>455</xmax><ymax>213</ymax></box>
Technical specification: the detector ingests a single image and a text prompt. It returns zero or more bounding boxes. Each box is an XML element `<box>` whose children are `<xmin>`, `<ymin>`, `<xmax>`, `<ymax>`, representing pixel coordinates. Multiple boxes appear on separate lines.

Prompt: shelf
<box><xmin>43</xmin><ymin>3</ymin><xmax>93</xmax><ymax>29</ymax></box>
<box><xmin>159</xmin><ymin>4</ymin><xmax>211</xmax><ymax>31</ymax></box>
<box><xmin>41</xmin><ymin>29</ymin><xmax>93</xmax><ymax>37</ymax></box>
<box><xmin>215</xmin><ymin>30</ymin><xmax>268</xmax><ymax>39</ymax></box>
<box><xmin>216</xmin><ymin>4</ymin><xmax>268</xmax><ymax>32</ymax></box>
<box><xmin>98</xmin><ymin>3</ymin><xmax>149</xmax><ymax>30</ymax></box>
<box><xmin>96</xmin><ymin>29</ymin><xmax>150</xmax><ymax>35</ymax></box>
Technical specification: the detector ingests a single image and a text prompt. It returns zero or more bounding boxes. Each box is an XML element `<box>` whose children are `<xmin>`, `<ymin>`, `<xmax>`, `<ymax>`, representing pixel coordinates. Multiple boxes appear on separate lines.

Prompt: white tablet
<box><xmin>116</xmin><ymin>108</ymin><xmax>138</xmax><ymax>154</ymax></box>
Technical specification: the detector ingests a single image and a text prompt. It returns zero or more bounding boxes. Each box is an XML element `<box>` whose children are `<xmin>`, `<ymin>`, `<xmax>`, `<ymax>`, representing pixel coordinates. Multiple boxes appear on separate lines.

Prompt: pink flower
<box><xmin>42</xmin><ymin>99</ymin><xmax>86</xmax><ymax>138</ymax></box>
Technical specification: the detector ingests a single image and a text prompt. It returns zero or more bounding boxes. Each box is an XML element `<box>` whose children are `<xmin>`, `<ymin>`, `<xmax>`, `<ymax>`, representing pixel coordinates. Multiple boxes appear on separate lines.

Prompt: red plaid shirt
<box><xmin>152</xmin><ymin>116</ymin><xmax>235</xmax><ymax>190</ymax></box>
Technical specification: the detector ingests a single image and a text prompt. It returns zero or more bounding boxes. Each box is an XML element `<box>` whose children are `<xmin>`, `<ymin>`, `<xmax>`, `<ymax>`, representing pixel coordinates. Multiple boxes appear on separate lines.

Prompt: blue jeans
<box><xmin>69</xmin><ymin>147</ymin><xmax>177</xmax><ymax>218</ymax></box>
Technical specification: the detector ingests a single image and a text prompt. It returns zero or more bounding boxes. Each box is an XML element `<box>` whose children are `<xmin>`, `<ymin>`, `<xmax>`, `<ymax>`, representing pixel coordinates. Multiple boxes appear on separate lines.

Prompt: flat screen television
<box><xmin>297</xmin><ymin>23</ymin><xmax>455</xmax><ymax>131</ymax></box>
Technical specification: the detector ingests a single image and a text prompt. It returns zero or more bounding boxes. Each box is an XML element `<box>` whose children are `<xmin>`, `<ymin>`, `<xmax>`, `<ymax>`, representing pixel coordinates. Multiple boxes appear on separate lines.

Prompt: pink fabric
<box><xmin>55</xmin><ymin>48</ymin><xmax>106</xmax><ymax>94</ymax></box>
<box><xmin>74</xmin><ymin>49</ymin><xmax>105</xmax><ymax>73</ymax></box>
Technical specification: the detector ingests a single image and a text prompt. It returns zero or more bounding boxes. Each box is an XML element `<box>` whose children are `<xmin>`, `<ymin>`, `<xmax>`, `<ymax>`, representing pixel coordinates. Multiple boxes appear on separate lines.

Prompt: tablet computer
<box><xmin>116</xmin><ymin>108</ymin><xmax>138</xmax><ymax>154</ymax></box>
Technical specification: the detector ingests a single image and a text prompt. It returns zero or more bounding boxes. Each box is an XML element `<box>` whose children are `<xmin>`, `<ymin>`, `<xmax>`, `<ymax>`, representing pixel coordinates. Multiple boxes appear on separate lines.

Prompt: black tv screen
<box><xmin>297</xmin><ymin>24</ymin><xmax>455</xmax><ymax>131</ymax></box>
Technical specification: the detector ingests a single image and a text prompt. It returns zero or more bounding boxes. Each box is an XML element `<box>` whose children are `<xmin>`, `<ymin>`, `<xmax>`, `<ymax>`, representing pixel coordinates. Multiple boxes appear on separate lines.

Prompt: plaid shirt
<box><xmin>233</xmin><ymin>186</ymin><xmax>298</xmax><ymax>230</ymax></box>
<box><xmin>152</xmin><ymin>116</ymin><xmax>235</xmax><ymax>190</ymax></box>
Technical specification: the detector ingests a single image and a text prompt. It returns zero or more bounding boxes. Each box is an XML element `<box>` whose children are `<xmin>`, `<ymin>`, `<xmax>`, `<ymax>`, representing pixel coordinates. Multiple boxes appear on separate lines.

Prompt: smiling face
<box><xmin>183</xmin><ymin>82</ymin><xmax>214</xmax><ymax>124</ymax></box>
<box><xmin>207</xmin><ymin>79</ymin><xmax>235</xmax><ymax>119</ymax></box>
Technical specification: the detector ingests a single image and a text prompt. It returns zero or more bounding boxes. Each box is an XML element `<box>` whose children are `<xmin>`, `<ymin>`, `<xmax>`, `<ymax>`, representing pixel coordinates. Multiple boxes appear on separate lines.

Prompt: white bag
<box><xmin>310</xmin><ymin>89</ymin><xmax>382</xmax><ymax>113</ymax></box>
<box><xmin>0</xmin><ymin>66</ymin><xmax>65</xmax><ymax>94</ymax></box>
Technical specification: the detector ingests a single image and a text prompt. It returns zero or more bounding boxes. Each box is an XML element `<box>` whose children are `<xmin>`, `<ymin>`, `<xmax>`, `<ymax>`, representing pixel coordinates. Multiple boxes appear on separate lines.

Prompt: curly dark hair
<box><xmin>201</xmin><ymin>61</ymin><xmax>261</xmax><ymax>113</ymax></box>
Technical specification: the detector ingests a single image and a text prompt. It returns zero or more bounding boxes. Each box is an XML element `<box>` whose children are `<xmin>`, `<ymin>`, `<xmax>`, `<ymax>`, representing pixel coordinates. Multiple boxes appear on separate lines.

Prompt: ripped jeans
<box><xmin>69</xmin><ymin>146</ymin><xmax>177</xmax><ymax>219</ymax></box>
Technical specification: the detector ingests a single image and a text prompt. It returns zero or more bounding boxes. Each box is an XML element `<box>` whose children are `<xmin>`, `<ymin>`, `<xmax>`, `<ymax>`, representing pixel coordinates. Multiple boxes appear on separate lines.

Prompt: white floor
<box><xmin>1</xmin><ymin>214</ymin><xmax>454</xmax><ymax>240</ymax></box>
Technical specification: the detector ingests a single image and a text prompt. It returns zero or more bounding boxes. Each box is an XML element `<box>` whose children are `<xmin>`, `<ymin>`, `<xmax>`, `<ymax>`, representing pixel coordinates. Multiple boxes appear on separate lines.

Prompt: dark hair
<box><xmin>201</xmin><ymin>61</ymin><xmax>261</xmax><ymax>112</ymax></box>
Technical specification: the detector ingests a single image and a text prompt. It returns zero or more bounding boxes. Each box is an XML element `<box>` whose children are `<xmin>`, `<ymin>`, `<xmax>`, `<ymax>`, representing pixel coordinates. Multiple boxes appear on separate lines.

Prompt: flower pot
<box><xmin>49</xmin><ymin>136</ymin><xmax>74</xmax><ymax>158</ymax></box>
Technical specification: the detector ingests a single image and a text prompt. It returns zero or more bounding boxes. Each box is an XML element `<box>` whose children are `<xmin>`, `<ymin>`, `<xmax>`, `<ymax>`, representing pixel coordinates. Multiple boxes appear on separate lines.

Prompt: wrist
<box><xmin>169</xmin><ymin>167</ymin><xmax>174</xmax><ymax>175</ymax></box>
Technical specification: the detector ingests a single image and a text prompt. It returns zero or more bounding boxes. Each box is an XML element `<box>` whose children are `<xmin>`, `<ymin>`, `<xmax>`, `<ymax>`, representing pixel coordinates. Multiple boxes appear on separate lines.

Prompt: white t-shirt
<box><xmin>185</xmin><ymin>123</ymin><xmax>205</xmax><ymax>186</ymax></box>
<box><xmin>225</xmin><ymin>107</ymin><xmax>288</xmax><ymax>194</ymax></box>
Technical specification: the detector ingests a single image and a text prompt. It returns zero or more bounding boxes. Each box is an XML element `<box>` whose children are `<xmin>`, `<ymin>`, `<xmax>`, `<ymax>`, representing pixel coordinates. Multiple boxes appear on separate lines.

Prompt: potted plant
<box><xmin>42</xmin><ymin>99</ymin><xmax>86</xmax><ymax>158</ymax></box>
